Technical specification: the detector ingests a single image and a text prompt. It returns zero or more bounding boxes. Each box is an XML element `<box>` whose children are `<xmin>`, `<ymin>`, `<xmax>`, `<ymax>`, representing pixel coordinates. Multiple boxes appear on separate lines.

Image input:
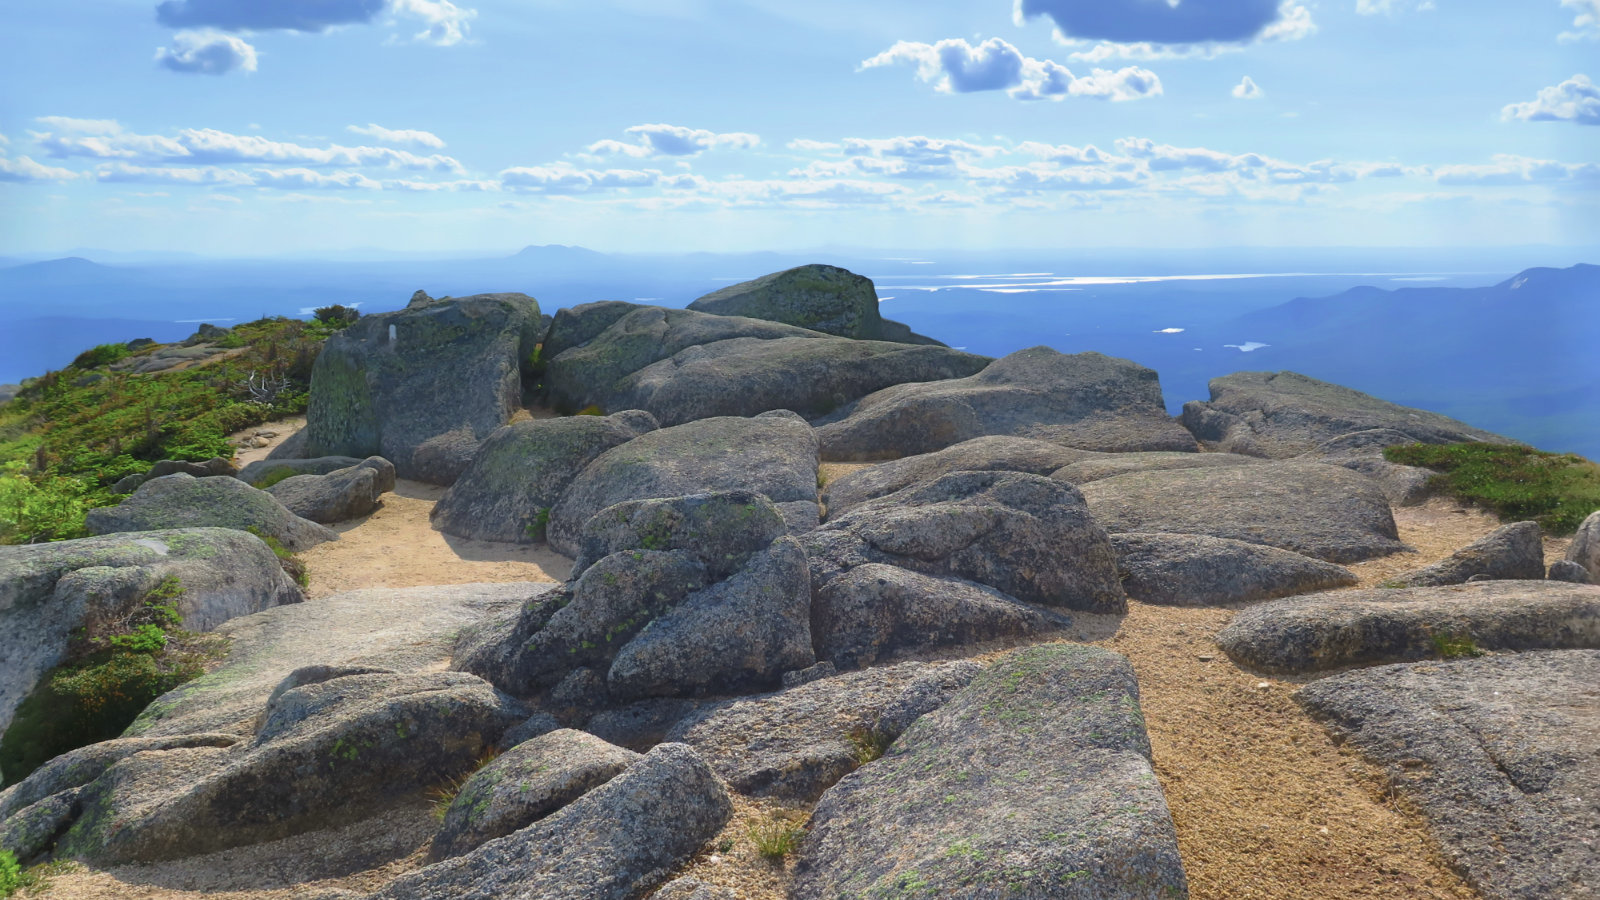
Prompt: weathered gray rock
<box><xmin>1295</xmin><ymin>428</ymin><xmax>1436</xmax><ymax>505</ymax></box>
<box><xmin>792</xmin><ymin>645</ymin><xmax>1186</xmax><ymax>900</ymax></box>
<box><xmin>0</xmin><ymin>786</ymin><xmax>80</xmax><ymax>861</ymax></box>
<box><xmin>371</xmin><ymin>743</ymin><xmax>731</xmax><ymax>900</ymax></box>
<box><xmin>822</xmin><ymin>436</ymin><xmax>1093</xmax><ymax>518</ymax></box>
<box><xmin>85</xmin><ymin>473</ymin><xmax>337</xmax><ymax>552</ymax></box>
<box><xmin>570</xmin><ymin>490</ymin><xmax>787</xmax><ymax>579</ymax></box>
<box><xmin>546</xmin><ymin>414</ymin><xmax>819</xmax><ymax>557</ymax></box>
<box><xmin>606</xmin><ymin>537</ymin><xmax>814</xmax><ymax>700</ymax></box>
<box><xmin>813</xmin><ymin>564</ymin><xmax>1069</xmax><ymax>668</ymax></box>
<box><xmin>1298</xmin><ymin>651</ymin><xmax>1600</xmax><ymax>900</ymax></box>
<box><xmin>1389</xmin><ymin>522</ymin><xmax>1546</xmax><ymax>587</ymax></box>
<box><xmin>544</xmin><ymin>304</ymin><xmax>821</xmax><ymax>415</ymax></box>
<box><xmin>0</xmin><ymin>385</ymin><xmax>19</xmax><ymax>405</ymax></box>
<box><xmin>496</xmin><ymin>712</ymin><xmax>561</xmax><ymax>751</ymax></box>
<box><xmin>651</xmin><ymin>879</ymin><xmax>738</xmax><ymax>900</ymax></box>
<box><xmin>1565</xmin><ymin>510</ymin><xmax>1600</xmax><ymax>582</ymax></box>
<box><xmin>430</xmin><ymin>728</ymin><xmax>639</xmax><ymax>860</ymax></box>
<box><xmin>814</xmin><ymin>346</ymin><xmax>1198</xmax><ymax>461</ymax></box>
<box><xmin>583</xmin><ymin>699</ymin><xmax>702</xmax><ymax>752</ymax></box>
<box><xmin>803</xmin><ymin>471</ymin><xmax>1126</xmax><ymax>614</ymax></box>
<box><xmin>237</xmin><ymin>455</ymin><xmax>366</xmax><ymax>488</ymax></box>
<box><xmin>266</xmin><ymin>458</ymin><xmax>394</xmax><ymax>524</ymax></box>
<box><xmin>58</xmin><ymin>671</ymin><xmax>524</xmax><ymax>865</ymax></box>
<box><xmin>0</xmin><ymin>529</ymin><xmax>303</xmax><ymax>741</ymax></box>
<box><xmin>1217</xmin><ymin>581</ymin><xmax>1600</xmax><ymax>673</ymax></box>
<box><xmin>540</xmin><ymin>300</ymin><xmax>643</xmax><ymax>362</ymax></box>
<box><xmin>1051</xmin><ymin>450</ymin><xmax>1260</xmax><ymax>486</ymax></box>
<box><xmin>1111</xmin><ymin>532</ymin><xmax>1358</xmax><ymax>606</ymax></box>
<box><xmin>1080</xmin><ymin>460</ymin><xmax>1403</xmax><ymax>563</ymax></box>
<box><xmin>1181</xmin><ymin>371</ymin><xmax>1513</xmax><ymax>458</ymax></box>
<box><xmin>264</xmin><ymin>427</ymin><xmax>310</xmax><ymax>462</ymax></box>
<box><xmin>687</xmin><ymin>264</ymin><xmax>941</xmax><ymax>344</ymax></box>
<box><xmin>1548</xmin><ymin>560</ymin><xmax>1591</xmax><ymax>583</ymax></box>
<box><xmin>432</xmin><ymin>411</ymin><xmax>658</xmax><ymax>544</ymax></box>
<box><xmin>112</xmin><ymin>457</ymin><xmax>237</xmax><ymax>494</ymax></box>
<box><xmin>667</xmin><ymin>660</ymin><xmax>980</xmax><ymax>802</ymax></box>
<box><xmin>611</xmin><ymin>335</ymin><xmax>990</xmax><ymax>428</ymax></box>
<box><xmin>304</xmin><ymin>292</ymin><xmax>543</xmax><ymax>481</ymax></box>
<box><xmin>407</xmin><ymin>427</ymin><xmax>483</xmax><ymax>486</ymax></box>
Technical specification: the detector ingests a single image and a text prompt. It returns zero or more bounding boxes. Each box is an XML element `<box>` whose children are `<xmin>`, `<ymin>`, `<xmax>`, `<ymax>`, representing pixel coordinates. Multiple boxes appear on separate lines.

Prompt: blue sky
<box><xmin>1</xmin><ymin>0</ymin><xmax>1595</xmax><ymax>255</ymax></box>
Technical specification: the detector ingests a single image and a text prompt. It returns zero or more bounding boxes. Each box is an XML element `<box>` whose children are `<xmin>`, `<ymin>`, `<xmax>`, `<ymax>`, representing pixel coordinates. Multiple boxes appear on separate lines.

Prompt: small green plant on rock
<box><xmin>749</xmin><ymin>816</ymin><xmax>805</xmax><ymax>861</ymax></box>
<box><xmin>247</xmin><ymin>526</ymin><xmax>309</xmax><ymax>587</ymax></box>
<box><xmin>1429</xmin><ymin>629</ymin><xmax>1484</xmax><ymax>660</ymax></box>
<box><xmin>523</xmin><ymin>507</ymin><xmax>551</xmax><ymax>542</ymax></box>
<box><xmin>847</xmin><ymin>725</ymin><xmax>893</xmax><ymax>765</ymax></box>
<box><xmin>0</xmin><ymin>851</ymin><xmax>21</xmax><ymax>898</ymax></box>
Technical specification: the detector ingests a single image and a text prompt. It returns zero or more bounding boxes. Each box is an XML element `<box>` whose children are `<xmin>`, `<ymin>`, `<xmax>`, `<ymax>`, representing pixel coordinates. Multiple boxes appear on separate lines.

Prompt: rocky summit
<box><xmin>2</xmin><ymin>263</ymin><xmax>1596</xmax><ymax>900</ymax></box>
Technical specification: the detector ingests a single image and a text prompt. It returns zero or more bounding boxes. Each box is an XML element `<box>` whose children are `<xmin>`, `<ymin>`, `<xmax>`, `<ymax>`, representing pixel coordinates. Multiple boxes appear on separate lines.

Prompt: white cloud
<box><xmin>94</xmin><ymin>162</ymin><xmax>256</xmax><ymax>186</ymax></box>
<box><xmin>861</xmin><ymin>38</ymin><xmax>1160</xmax><ymax>102</ymax></box>
<box><xmin>383</xmin><ymin>178</ymin><xmax>497</xmax><ymax>191</ymax></box>
<box><xmin>586</xmin><ymin>124</ymin><xmax>760</xmax><ymax>158</ymax></box>
<box><xmin>500</xmin><ymin>162</ymin><xmax>663</xmax><ymax>193</ymax></box>
<box><xmin>251</xmin><ymin>168</ymin><xmax>383</xmax><ymax>190</ymax></box>
<box><xmin>155</xmin><ymin>0</ymin><xmax>475</xmax><ymax>44</ymax></box>
<box><xmin>1560</xmin><ymin>0</ymin><xmax>1600</xmax><ymax>41</ymax></box>
<box><xmin>389</xmin><ymin>0</ymin><xmax>476</xmax><ymax>45</ymax></box>
<box><xmin>347</xmin><ymin>123</ymin><xmax>446</xmax><ymax>148</ymax></box>
<box><xmin>1356</xmin><ymin>0</ymin><xmax>1435</xmax><ymax>14</ymax></box>
<box><xmin>155</xmin><ymin>30</ymin><xmax>258</xmax><ymax>75</ymax></box>
<box><xmin>786</xmin><ymin>139</ymin><xmax>841</xmax><ymax>153</ymax></box>
<box><xmin>32</xmin><ymin>119</ymin><xmax>463</xmax><ymax>171</ymax></box>
<box><xmin>1432</xmin><ymin>154</ymin><xmax>1600</xmax><ymax>185</ymax></box>
<box><xmin>1501</xmin><ymin>74</ymin><xmax>1600</xmax><ymax>125</ymax></box>
<box><xmin>1232</xmin><ymin>75</ymin><xmax>1264</xmax><ymax>99</ymax></box>
<box><xmin>0</xmin><ymin>155</ymin><xmax>79</xmax><ymax>183</ymax></box>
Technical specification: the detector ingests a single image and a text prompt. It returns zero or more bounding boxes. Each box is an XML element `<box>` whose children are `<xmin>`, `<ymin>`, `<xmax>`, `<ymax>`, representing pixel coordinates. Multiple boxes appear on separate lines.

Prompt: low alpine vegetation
<box><xmin>1384</xmin><ymin>441</ymin><xmax>1600</xmax><ymax>533</ymax></box>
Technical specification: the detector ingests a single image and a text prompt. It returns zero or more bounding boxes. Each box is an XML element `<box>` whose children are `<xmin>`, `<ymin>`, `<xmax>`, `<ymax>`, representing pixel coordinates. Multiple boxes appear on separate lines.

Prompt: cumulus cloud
<box><xmin>1232</xmin><ymin>76</ymin><xmax>1264</xmax><ymax>99</ymax></box>
<box><xmin>0</xmin><ymin>155</ymin><xmax>79</xmax><ymax>183</ymax></box>
<box><xmin>586</xmin><ymin>124</ymin><xmax>760</xmax><ymax>158</ymax></box>
<box><xmin>154</xmin><ymin>0</ymin><xmax>473</xmax><ymax>45</ymax></box>
<box><xmin>860</xmin><ymin>38</ymin><xmax>1161</xmax><ymax>102</ymax></box>
<box><xmin>1501</xmin><ymin>74</ymin><xmax>1600</xmax><ymax>125</ymax></box>
<box><xmin>93</xmin><ymin>162</ymin><xmax>256</xmax><ymax>185</ymax></box>
<box><xmin>32</xmin><ymin>118</ymin><xmax>462</xmax><ymax>171</ymax></box>
<box><xmin>1432</xmin><ymin>154</ymin><xmax>1600</xmax><ymax>185</ymax></box>
<box><xmin>347</xmin><ymin>123</ymin><xmax>446</xmax><ymax>148</ymax></box>
<box><xmin>500</xmin><ymin>162</ymin><xmax>663</xmax><ymax>193</ymax></box>
<box><xmin>1015</xmin><ymin>0</ymin><xmax>1312</xmax><ymax>45</ymax></box>
<box><xmin>383</xmin><ymin>178</ymin><xmax>496</xmax><ymax>191</ymax></box>
<box><xmin>155</xmin><ymin>30</ymin><xmax>257</xmax><ymax>74</ymax></box>
<box><xmin>1356</xmin><ymin>0</ymin><xmax>1435</xmax><ymax>14</ymax></box>
<box><xmin>1561</xmin><ymin>0</ymin><xmax>1600</xmax><ymax>41</ymax></box>
<box><xmin>251</xmin><ymin>168</ymin><xmax>382</xmax><ymax>190</ymax></box>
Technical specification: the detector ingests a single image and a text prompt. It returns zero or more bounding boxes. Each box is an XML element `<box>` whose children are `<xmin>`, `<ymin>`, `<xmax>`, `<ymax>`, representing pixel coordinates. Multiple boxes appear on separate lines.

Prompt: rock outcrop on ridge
<box><xmin>686</xmin><ymin>263</ymin><xmax>942</xmax><ymax>344</ymax></box>
<box><xmin>303</xmin><ymin>291</ymin><xmax>543</xmax><ymax>482</ymax></box>
<box><xmin>814</xmin><ymin>346</ymin><xmax>1199</xmax><ymax>460</ymax></box>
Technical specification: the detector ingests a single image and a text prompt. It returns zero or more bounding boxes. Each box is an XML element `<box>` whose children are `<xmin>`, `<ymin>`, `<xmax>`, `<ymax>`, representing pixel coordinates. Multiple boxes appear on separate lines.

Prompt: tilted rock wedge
<box><xmin>85</xmin><ymin>473</ymin><xmax>337</xmax><ymax>552</ymax></box>
<box><xmin>1217</xmin><ymin>581</ymin><xmax>1600</xmax><ymax>674</ymax></box>
<box><xmin>1387</xmin><ymin>521</ymin><xmax>1546</xmax><ymax>587</ymax></box>
<box><xmin>1111</xmin><ymin>532</ymin><xmax>1358</xmax><ymax>607</ymax></box>
<box><xmin>1297</xmin><ymin>651</ymin><xmax>1600</xmax><ymax>900</ymax></box>
<box><xmin>821</xmin><ymin>436</ymin><xmax>1094</xmax><ymax>518</ymax></box>
<box><xmin>791</xmin><ymin>644</ymin><xmax>1187</xmax><ymax>900</ymax></box>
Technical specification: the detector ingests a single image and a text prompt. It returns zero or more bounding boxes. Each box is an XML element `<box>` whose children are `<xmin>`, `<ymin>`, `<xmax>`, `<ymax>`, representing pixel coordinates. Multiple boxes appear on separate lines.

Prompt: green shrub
<box><xmin>252</xmin><ymin>467</ymin><xmax>298</xmax><ymax>490</ymax></box>
<box><xmin>0</xmin><ymin>851</ymin><xmax>20</xmax><ymax>898</ymax></box>
<box><xmin>1429</xmin><ymin>630</ymin><xmax>1484</xmax><ymax>660</ymax></box>
<box><xmin>70</xmin><ymin>343</ymin><xmax>129</xmax><ymax>370</ymax></box>
<box><xmin>749</xmin><ymin>817</ymin><xmax>805</xmax><ymax>860</ymax></box>
<box><xmin>0</xmin><ymin>463</ymin><xmax>98</xmax><ymax>544</ymax></box>
<box><xmin>847</xmin><ymin>726</ymin><xmax>893</xmax><ymax>765</ymax></box>
<box><xmin>313</xmin><ymin>304</ymin><xmax>362</xmax><ymax>328</ymax></box>
<box><xmin>1384</xmin><ymin>442</ymin><xmax>1600</xmax><ymax>534</ymax></box>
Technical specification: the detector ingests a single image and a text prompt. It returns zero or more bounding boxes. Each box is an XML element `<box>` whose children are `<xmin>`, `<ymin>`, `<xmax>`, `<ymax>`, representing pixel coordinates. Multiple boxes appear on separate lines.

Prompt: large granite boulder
<box><xmin>812</xmin><ymin>564</ymin><xmax>1069</xmax><ymax>668</ymax></box>
<box><xmin>1180</xmin><ymin>371</ymin><xmax>1513</xmax><ymax>458</ymax></box>
<box><xmin>1216</xmin><ymin>581</ymin><xmax>1600</xmax><ymax>673</ymax></box>
<box><xmin>459</xmin><ymin>492</ymin><xmax>814</xmax><ymax>702</ymax></box>
<box><xmin>609</xmin><ymin>335</ymin><xmax>990</xmax><ymax>428</ymax></box>
<box><xmin>1298</xmin><ymin>651</ymin><xmax>1599</xmax><ymax>900</ymax></box>
<box><xmin>265</xmin><ymin>458</ymin><xmax>395</xmax><ymax>524</ymax></box>
<box><xmin>1112</xmin><ymin>532</ymin><xmax>1358</xmax><ymax>606</ymax></box>
<box><xmin>803</xmin><ymin>471</ymin><xmax>1126</xmax><ymax>615</ymax></box>
<box><xmin>303</xmin><ymin>292</ymin><xmax>543</xmax><ymax>482</ymax></box>
<box><xmin>543</xmin><ymin>305</ymin><xmax>820</xmax><ymax>415</ymax></box>
<box><xmin>370</xmin><ymin>743</ymin><xmax>731</xmax><ymax>900</ymax></box>
<box><xmin>666</xmin><ymin>660</ymin><xmax>980</xmax><ymax>803</ymax></box>
<box><xmin>1566</xmin><ymin>510</ymin><xmax>1600</xmax><ymax>584</ymax></box>
<box><xmin>57</xmin><ymin>670</ymin><xmax>524</xmax><ymax>865</ymax></box>
<box><xmin>1388</xmin><ymin>521</ymin><xmax>1546</xmax><ymax>587</ymax></box>
<box><xmin>1051</xmin><ymin>450</ymin><xmax>1260</xmax><ymax>486</ymax></box>
<box><xmin>791</xmin><ymin>645</ymin><xmax>1187</xmax><ymax>899</ymax></box>
<box><xmin>821</xmin><ymin>436</ymin><xmax>1093</xmax><ymax>518</ymax></box>
<box><xmin>1079</xmin><ymin>460</ymin><xmax>1403</xmax><ymax>564</ymax></box>
<box><xmin>1294</xmin><ymin>428</ymin><xmax>1436</xmax><ymax>505</ymax></box>
<box><xmin>687</xmin><ymin>264</ymin><xmax>941</xmax><ymax>344</ymax></box>
<box><xmin>430</xmin><ymin>728</ymin><xmax>639</xmax><ymax>860</ymax></box>
<box><xmin>112</xmin><ymin>457</ymin><xmax>236</xmax><ymax>494</ymax></box>
<box><xmin>84</xmin><ymin>474</ymin><xmax>337</xmax><ymax>552</ymax></box>
<box><xmin>0</xmin><ymin>527</ymin><xmax>302</xmax><ymax>758</ymax></box>
<box><xmin>545</xmin><ymin>412</ymin><xmax>819</xmax><ymax>557</ymax></box>
<box><xmin>431</xmin><ymin>411</ymin><xmax>657</xmax><ymax>544</ymax></box>
<box><xmin>237</xmin><ymin>455</ymin><xmax>365</xmax><ymax>488</ymax></box>
<box><xmin>814</xmin><ymin>347</ymin><xmax>1198</xmax><ymax>461</ymax></box>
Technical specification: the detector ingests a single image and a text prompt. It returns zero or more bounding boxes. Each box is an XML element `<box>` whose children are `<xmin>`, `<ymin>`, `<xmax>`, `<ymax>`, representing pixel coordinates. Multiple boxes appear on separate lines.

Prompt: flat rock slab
<box><xmin>815</xmin><ymin>346</ymin><xmax>1198</xmax><ymax>461</ymax></box>
<box><xmin>127</xmin><ymin>582</ymin><xmax>555</xmax><ymax>739</ymax></box>
<box><xmin>1217</xmin><ymin>581</ymin><xmax>1600</xmax><ymax>674</ymax></box>
<box><xmin>1181</xmin><ymin>370</ymin><xmax>1512</xmax><ymax>458</ymax></box>
<box><xmin>1050</xmin><ymin>450</ymin><xmax>1261</xmax><ymax>486</ymax></box>
<box><xmin>821</xmin><ymin>436</ymin><xmax>1094</xmax><ymax>518</ymax></box>
<box><xmin>791</xmin><ymin>644</ymin><xmax>1187</xmax><ymax>900</ymax></box>
<box><xmin>86</xmin><ymin>473</ymin><xmax>338</xmax><ymax>552</ymax></box>
<box><xmin>1298</xmin><ymin>651</ymin><xmax>1600</xmax><ymax>900</ymax></box>
<box><xmin>1079</xmin><ymin>460</ymin><xmax>1403</xmax><ymax>563</ymax></box>
<box><xmin>665</xmin><ymin>660</ymin><xmax>981</xmax><ymax>803</ymax></box>
<box><xmin>1112</xmin><ymin>532</ymin><xmax>1357</xmax><ymax>606</ymax></box>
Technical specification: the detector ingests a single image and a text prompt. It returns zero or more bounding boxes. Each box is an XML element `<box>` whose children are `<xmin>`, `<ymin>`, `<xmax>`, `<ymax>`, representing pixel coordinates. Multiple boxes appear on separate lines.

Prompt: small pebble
<box><xmin>1256</xmin><ymin>682</ymin><xmax>1271</xmax><ymax>689</ymax></box>
<box><xmin>1197</xmin><ymin>655</ymin><xmax>1215</xmax><ymax>662</ymax></box>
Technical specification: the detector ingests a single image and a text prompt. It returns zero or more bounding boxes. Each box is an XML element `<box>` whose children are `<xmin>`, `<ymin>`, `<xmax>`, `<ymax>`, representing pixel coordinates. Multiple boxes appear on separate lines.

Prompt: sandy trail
<box><xmin>33</xmin><ymin>433</ymin><xmax>1570</xmax><ymax>899</ymax></box>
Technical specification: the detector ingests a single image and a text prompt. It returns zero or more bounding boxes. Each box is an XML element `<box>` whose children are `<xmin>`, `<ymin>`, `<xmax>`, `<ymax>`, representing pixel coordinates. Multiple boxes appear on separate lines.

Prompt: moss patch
<box><xmin>1384</xmin><ymin>441</ymin><xmax>1600</xmax><ymax>533</ymax></box>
